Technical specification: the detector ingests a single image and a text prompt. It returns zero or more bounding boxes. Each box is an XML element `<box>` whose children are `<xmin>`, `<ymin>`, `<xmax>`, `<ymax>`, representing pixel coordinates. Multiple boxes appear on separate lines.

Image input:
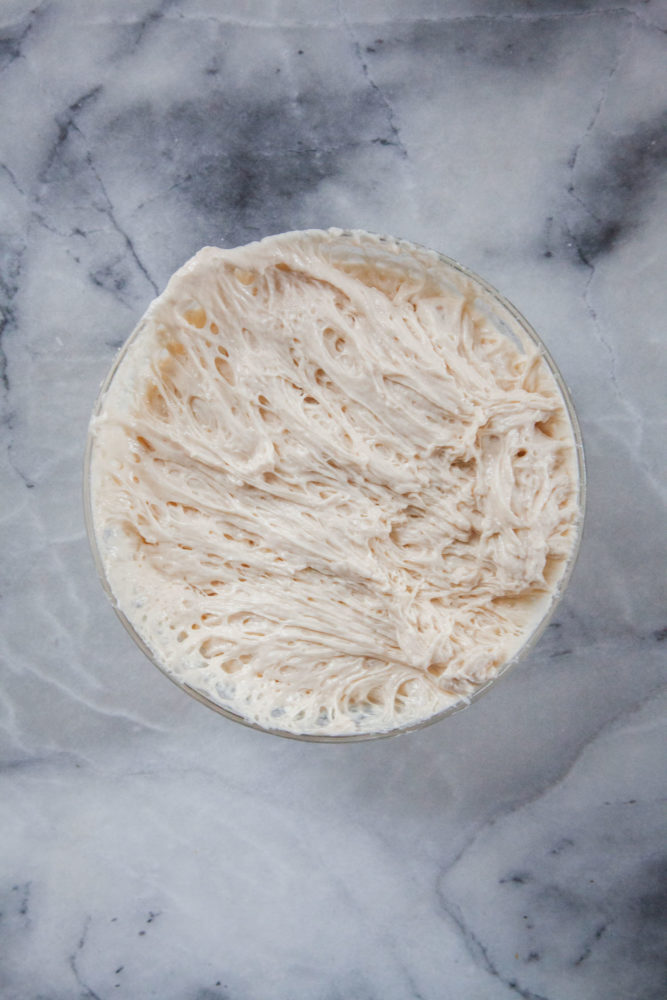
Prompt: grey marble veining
<box><xmin>1</xmin><ymin>1</ymin><xmax>665</xmax><ymax>998</ymax></box>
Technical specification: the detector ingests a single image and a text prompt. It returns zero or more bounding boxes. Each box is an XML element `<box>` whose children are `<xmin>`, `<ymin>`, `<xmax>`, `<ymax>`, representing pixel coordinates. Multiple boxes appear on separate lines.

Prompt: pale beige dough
<box><xmin>89</xmin><ymin>230</ymin><xmax>580</xmax><ymax>735</ymax></box>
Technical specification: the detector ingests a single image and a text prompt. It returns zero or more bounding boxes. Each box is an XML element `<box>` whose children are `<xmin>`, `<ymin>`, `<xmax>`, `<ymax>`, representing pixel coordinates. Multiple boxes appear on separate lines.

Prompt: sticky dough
<box><xmin>89</xmin><ymin>229</ymin><xmax>579</xmax><ymax>735</ymax></box>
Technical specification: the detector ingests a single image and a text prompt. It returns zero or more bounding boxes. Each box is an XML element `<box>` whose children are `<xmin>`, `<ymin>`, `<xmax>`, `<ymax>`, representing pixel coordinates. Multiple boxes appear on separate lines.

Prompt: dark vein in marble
<box><xmin>573</xmin><ymin>922</ymin><xmax>608</xmax><ymax>965</ymax></box>
<box><xmin>0</xmin><ymin>235</ymin><xmax>32</xmax><ymax>492</ymax></box>
<box><xmin>550</xmin><ymin>837</ymin><xmax>575</xmax><ymax>855</ymax></box>
<box><xmin>38</xmin><ymin>86</ymin><xmax>159</xmax><ymax>298</ymax></box>
<box><xmin>125</xmin><ymin>0</ymin><xmax>197</xmax><ymax>51</ymax></box>
<box><xmin>88</xmin><ymin>7</ymin><xmax>666</xmax><ymax>30</ymax></box>
<box><xmin>9</xmin><ymin>880</ymin><xmax>32</xmax><ymax>925</ymax></box>
<box><xmin>86</xmin><ymin>152</ymin><xmax>159</xmax><ymax>297</ymax></box>
<box><xmin>29</xmin><ymin>211</ymin><xmax>87</xmax><ymax>242</ymax></box>
<box><xmin>438</xmin><ymin>833</ymin><xmax>667</xmax><ymax>996</ymax></box>
<box><xmin>434</xmin><ymin>888</ymin><xmax>551</xmax><ymax>1000</ymax></box>
<box><xmin>567</xmin><ymin>40</ymin><xmax>622</xmax><ymax>184</ymax></box>
<box><xmin>0</xmin><ymin>751</ymin><xmax>86</xmax><ymax>773</ymax></box>
<box><xmin>570</xmin><ymin>109</ymin><xmax>667</xmax><ymax>265</ymax></box>
<box><xmin>388</xmin><ymin>8</ymin><xmax>665</xmax><ymax>31</ymax></box>
<box><xmin>556</xmin><ymin>24</ymin><xmax>630</xmax><ymax>401</ymax></box>
<box><xmin>0</xmin><ymin>306</ymin><xmax>13</xmax><ymax>397</ymax></box>
<box><xmin>563</xmin><ymin>16</ymin><xmax>666</xmax><ymax>269</ymax></box>
<box><xmin>130</xmin><ymin>0</ymin><xmax>170</xmax><ymax>49</ymax></box>
<box><xmin>338</xmin><ymin>2</ymin><xmax>408</xmax><ymax>158</ymax></box>
<box><xmin>5</xmin><ymin>453</ymin><xmax>34</xmax><ymax>489</ymax></box>
<box><xmin>355</xmin><ymin>53</ymin><xmax>406</xmax><ymax>157</ymax></box>
<box><xmin>0</xmin><ymin>162</ymin><xmax>26</xmax><ymax>198</ymax></box>
<box><xmin>500</xmin><ymin>872</ymin><xmax>533</xmax><ymax>885</ymax></box>
<box><xmin>69</xmin><ymin>917</ymin><xmax>102</xmax><ymax>1000</ymax></box>
<box><xmin>399</xmin><ymin>962</ymin><xmax>428</xmax><ymax>1000</ymax></box>
<box><xmin>40</xmin><ymin>85</ymin><xmax>103</xmax><ymax>180</ymax></box>
<box><xmin>0</xmin><ymin>237</ymin><xmax>23</xmax><ymax>397</ymax></box>
<box><xmin>0</xmin><ymin>2</ymin><xmax>43</xmax><ymax>74</ymax></box>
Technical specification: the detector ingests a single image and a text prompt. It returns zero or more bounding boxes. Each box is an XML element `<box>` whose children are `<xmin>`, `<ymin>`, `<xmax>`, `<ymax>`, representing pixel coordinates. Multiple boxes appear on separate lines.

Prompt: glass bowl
<box><xmin>84</xmin><ymin>230</ymin><xmax>586</xmax><ymax>742</ymax></box>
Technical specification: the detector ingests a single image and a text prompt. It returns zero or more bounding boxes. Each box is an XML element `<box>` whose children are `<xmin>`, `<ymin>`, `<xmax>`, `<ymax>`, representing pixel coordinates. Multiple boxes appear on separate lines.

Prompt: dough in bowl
<box><xmin>87</xmin><ymin>229</ymin><xmax>582</xmax><ymax>736</ymax></box>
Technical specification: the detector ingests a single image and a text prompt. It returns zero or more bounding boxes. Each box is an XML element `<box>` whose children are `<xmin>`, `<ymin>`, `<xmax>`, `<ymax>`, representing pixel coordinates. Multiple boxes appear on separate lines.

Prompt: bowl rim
<box><xmin>83</xmin><ymin>228</ymin><xmax>587</xmax><ymax>742</ymax></box>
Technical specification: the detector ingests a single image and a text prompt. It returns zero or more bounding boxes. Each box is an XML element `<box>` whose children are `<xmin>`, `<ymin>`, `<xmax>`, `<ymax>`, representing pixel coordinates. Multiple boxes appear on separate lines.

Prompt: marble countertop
<box><xmin>1</xmin><ymin>1</ymin><xmax>665</xmax><ymax>998</ymax></box>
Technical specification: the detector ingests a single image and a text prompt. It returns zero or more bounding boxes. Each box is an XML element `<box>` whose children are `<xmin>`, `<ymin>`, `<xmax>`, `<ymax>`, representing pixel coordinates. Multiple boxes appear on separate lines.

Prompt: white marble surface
<box><xmin>1</xmin><ymin>1</ymin><xmax>666</xmax><ymax>997</ymax></box>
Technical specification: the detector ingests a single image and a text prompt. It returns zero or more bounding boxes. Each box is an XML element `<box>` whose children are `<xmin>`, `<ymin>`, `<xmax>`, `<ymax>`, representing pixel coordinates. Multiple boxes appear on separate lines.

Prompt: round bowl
<box><xmin>84</xmin><ymin>230</ymin><xmax>586</xmax><ymax>741</ymax></box>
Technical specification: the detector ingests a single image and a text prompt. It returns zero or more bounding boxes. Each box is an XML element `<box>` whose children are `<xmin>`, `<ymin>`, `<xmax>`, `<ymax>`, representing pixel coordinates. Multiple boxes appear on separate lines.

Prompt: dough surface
<box><xmin>89</xmin><ymin>230</ymin><xmax>580</xmax><ymax>735</ymax></box>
